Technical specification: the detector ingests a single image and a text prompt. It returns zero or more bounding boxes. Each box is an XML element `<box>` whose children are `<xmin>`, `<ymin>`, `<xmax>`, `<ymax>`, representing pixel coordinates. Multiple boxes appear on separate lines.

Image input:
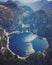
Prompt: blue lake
<box><xmin>8</xmin><ymin>32</ymin><xmax>49</xmax><ymax>57</ymax></box>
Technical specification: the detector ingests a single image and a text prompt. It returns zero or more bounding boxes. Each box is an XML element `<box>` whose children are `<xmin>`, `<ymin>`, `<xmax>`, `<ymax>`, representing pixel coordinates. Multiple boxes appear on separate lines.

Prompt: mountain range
<box><xmin>0</xmin><ymin>0</ymin><xmax>52</xmax><ymax>11</ymax></box>
<box><xmin>0</xmin><ymin>1</ymin><xmax>52</xmax><ymax>64</ymax></box>
<box><xmin>26</xmin><ymin>0</ymin><xmax>52</xmax><ymax>11</ymax></box>
<box><xmin>0</xmin><ymin>0</ymin><xmax>52</xmax><ymax>45</ymax></box>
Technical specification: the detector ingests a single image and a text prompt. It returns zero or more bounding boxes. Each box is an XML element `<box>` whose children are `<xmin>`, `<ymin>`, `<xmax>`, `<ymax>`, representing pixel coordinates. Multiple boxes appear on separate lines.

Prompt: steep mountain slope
<box><xmin>27</xmin><ymin>1</ymin><xmax>47</xmax><ymax>11</ymax></box>
<box><xmin>22</xmin><ymin>6</ymin><xmax>33</xmax><ymax>12</ymax></box>
<box><xmin>27</xmin><ymin>1</ymin><xmax>52</xmax><ymax>11</ymax></box>
<box><xmin>0</xmin><ymin>0</ymin><xmax>24</xmax><ymax>14</ymax></box>
<box><xmin>0</xmin><ymin>1</ymin><xmax>33</xmax><ymax>33</ymax></box>
<box><xmin>41</xmin><ymin>1</ymin><xmax>52</xmax><ymax>10</ymax></box>
<box><xmin>0</xmin><ymin>4</ymin><xmax>24</xmax><ymax>32</ymax></box>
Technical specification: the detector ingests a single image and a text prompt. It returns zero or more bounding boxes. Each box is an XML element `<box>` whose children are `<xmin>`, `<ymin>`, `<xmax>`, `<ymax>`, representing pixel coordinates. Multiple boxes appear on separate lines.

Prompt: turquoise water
<box><xmin>8</xmin><ymin>32</ymin><xmax>49</xmax><ymax>57</ymax></box>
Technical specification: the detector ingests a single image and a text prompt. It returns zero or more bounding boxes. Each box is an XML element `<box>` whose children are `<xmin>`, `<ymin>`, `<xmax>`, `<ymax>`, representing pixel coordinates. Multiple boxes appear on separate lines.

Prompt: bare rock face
<box><xmin>0</xmin><ymin>5</ymin><xmax>14</xmax><ymax>32</ymax></box>
<box><xmin>0</xmin><ymin>5</ymin><xmax>21</xmax><ymax>32</ymax></box>
<box><xmin>0</xmin><ymin>28</ymin><xmax>7</xmax><ymax>54</ymax></box>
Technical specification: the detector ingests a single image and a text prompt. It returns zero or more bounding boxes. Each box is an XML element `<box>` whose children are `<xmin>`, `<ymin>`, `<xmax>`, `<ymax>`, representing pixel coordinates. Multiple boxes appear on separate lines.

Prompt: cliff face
<box><xmin>0</xmin><ymin>5</ymin><xmax>15</xmax><ymax>32</ymax></box>
<box><xmin>0</xmin><ymin>4</ymin><xmax>23</xmax><ymax>32</ymax></box>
